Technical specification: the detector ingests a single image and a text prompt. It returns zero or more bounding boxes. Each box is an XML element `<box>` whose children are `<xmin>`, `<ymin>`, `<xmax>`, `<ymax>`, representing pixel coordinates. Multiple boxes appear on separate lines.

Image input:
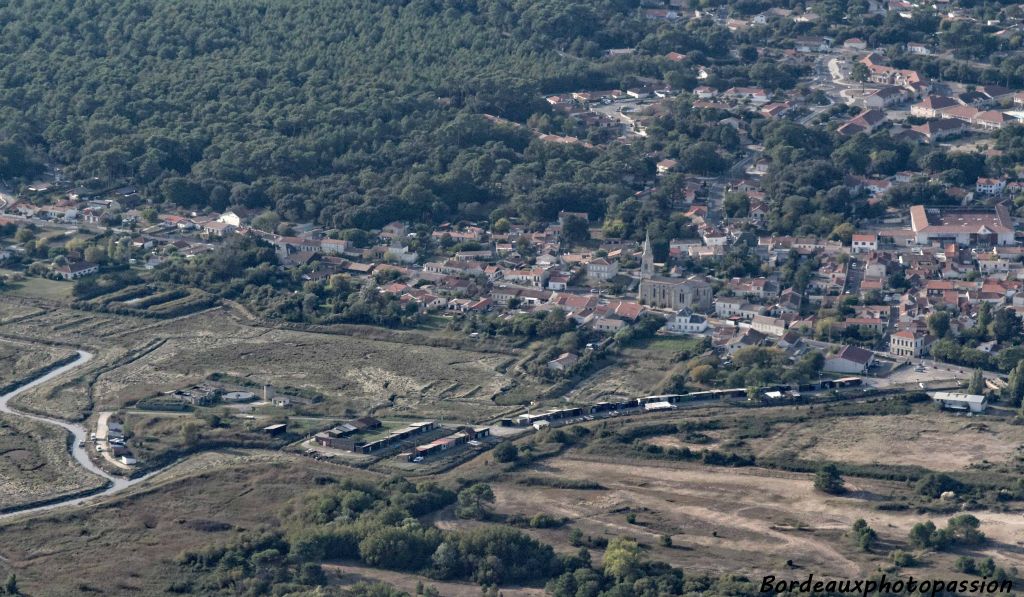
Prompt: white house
<box><xmin>851</xmin><ymin>234</ymin><xmax>878</xmax><ymax>254</ymax></box>
<box><xmin>890</xmin><ymin>329</ymin><xmax>926</xmax><ymax>357</ymax></box>
<box><xmin>217</xmin><ymin>210</ymin><xmax>246</xmax><ymax>227</ymax></box>
<box><xmin>975</xmin><ymin>178</ymin><xmax>1007</xmax><ymax>195</ymax></box>
<box><xmin>53</xmin><ymin>261</ymin><xmax>99</xmax><ymax>280</ymax></box>
<box><xmin>665</xmin><ymin>310</ymin><xmax>708</xmax><ymax>335</ymax></box>
<box><xmin>751</xmin><ymin>314</ymin><xmax>787</xmax><ymax>337</ymax></box>
<box><xmin>586</xmin><ymin>258</ymin><xmax>619</xmax><ymax>281</ymax></box>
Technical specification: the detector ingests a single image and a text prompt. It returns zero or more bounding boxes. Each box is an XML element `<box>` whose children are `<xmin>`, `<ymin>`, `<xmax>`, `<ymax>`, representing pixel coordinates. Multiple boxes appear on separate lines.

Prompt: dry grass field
<box><xmin>0</xmin><ymin>414</ymin><xmax>106</xmax><ymax>512</ymax></box>
<box><xmin>0</xmin><ymin>451</ymin><xmax>368</xmax><ymax>596</ymax></box>
<box><xmin>0</xmin><ymin>307</ymin><xmax>550</xmax><ymax>423</ymax></box>
<box><xmin>745</xmin><ymin>412</ymin><xmax>1023</xmax><ymax>472</ymax></box>
<box><xmin>0</xmin><ymin>340</ymin><xmax>73</xmax><ymax>386</ymax></box>
<box><xmin>466</xmin><ymin>455</ymin><xmax>1024</xmax><ymax>580</ymax></box>
<box><xmin>81</xmin><ymin>310</ymin><xmax>547</xmax><ymax>422</ymax></box>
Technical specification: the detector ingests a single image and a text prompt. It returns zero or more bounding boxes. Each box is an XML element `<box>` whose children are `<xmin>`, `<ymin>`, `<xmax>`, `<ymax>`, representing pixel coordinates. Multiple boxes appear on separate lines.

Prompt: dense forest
<box><xmin>0</xmin><ymin>0</ymin><xmax>826</xmax><ymax>237</ymax></box>
<box><xmin>0</xmin><ymin>0</ymin><xmax>665</xmax><ymax>230</ymax></box>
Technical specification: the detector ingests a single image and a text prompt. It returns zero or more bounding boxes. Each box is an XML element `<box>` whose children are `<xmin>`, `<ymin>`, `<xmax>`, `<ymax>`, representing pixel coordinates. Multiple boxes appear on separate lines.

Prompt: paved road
<box><xmin>0</xmin><ymin>349</ymin><xmax>155</xmax><ymax>520</ymax></box>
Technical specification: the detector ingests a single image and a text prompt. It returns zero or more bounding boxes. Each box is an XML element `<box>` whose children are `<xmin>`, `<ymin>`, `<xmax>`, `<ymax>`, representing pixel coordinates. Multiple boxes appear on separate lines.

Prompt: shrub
<box><xmin>813</xmin><ymin>463</ymin><xmax>846</xmax><ymax>495</ymax></box>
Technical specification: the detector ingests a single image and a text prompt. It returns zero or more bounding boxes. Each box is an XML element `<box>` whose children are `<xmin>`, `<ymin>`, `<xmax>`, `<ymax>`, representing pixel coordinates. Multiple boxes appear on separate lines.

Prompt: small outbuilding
<box><xmin>931</xmin><ymin>392</ymin><xmax>987</xmax><ymax>413</ymax></box>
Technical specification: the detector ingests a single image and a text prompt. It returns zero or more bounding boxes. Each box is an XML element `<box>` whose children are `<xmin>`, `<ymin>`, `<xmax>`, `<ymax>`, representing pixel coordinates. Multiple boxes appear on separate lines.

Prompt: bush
<box><xmin>955</xmin><ymin>556</ymin><xmax>977</xmax><ymax>575</ymax></box>
<box><xmin>492</xmin><ymin>441</ymin><xmax>518</xmax><ymax>463</ymax></box>
<box><xmin>813</xmin><ymin>463</ymin><xmax>846</xmax><ymax>495</ymax></box>
<box><xmin>890</xmin><ymin>550</ymin><xmax>917</xmax><ymax>568</ymax></box>
<box><xmin>851</xmin><ymin>519</ymin><xmax>876</xmax><ymax>552</ymax></box>
<box><xmin>915</xmin><ymin>473</ymin><xmax>967</xmax><ymax>499</ymax></box>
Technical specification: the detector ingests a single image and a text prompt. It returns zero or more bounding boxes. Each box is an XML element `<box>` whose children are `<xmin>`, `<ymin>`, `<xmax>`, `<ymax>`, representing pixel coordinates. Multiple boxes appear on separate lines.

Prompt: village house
<box><xmin>585</xmin><ymin>257</ymin><xmax>619</xmax><ymax>282</ymax></box>
<box><xmin>547</xmin><ymin>352</ymin><xmax>580</xmax><ymax>372</ymax></box>
<box><xmin>931</xmin><ymin>392</ymin><xmax>987</xmax><ymax>413</ymax></box>
<box><xmin>53</xmin><ymin>261</ymin><xmax>98</xmax><ymax>280</ymax></box>
<box><xmin>975</xmin><ymin>177</ymin><xmax>1007</xmax><ymax>195</ymax></box>
<box><xmin>851</xmin><ymin>234</ymin><xmax>878</xmax><ymax>253</ymax></box>
<box><xmin>911</xmin><ymin>95</ymin><xmax>959</xmax><ymax>119</ymax></box>
<box><xmin>664</xmin><ymin>310</ymin><xmax>708</xmax><ymax>334</ymax></box>
<box><xmin>823</xmin><ymin>345</ymin><xmax>874</xmax><ymax>374</ymax></box>
<box><xmin>890</xmin><ymin>329</ymin><xmax>928</xmax><ymax>357</ymax></box>
<box><xmin>750</xmin><ymin>314</ymin><xmax>787</xmax><ymax>336</ymax></box>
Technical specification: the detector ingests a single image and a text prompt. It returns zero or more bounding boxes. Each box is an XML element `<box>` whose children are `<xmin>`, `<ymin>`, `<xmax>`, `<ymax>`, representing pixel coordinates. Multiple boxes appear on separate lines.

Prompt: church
<box><xmin>638</xmin><ymin>234</ymin><xmax>713</xmax><ymax>312</ymax></box>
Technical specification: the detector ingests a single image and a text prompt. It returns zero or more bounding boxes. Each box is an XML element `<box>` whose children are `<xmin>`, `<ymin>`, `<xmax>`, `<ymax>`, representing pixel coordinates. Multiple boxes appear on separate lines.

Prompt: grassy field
<box><xmin>0</xmin><ymin>340</ymin><xmax>74</xmax><ymax>387</ymax></box>
<box><xmin>0</xmin><ymin>414</ymin><xmax>106</xmax><ymax>512</ymax></box>
<box><xmin>80</xmin><ymin>309</ymin><xmax>549</xmax><ymax>422</ymax></box>
<box><xmin>0</xmin><ymin>269</ymin><xmax>73</xmax><ymax>301</ymax></box>
<box><xmin>466</xmin><ymin>455</ymin><xmax>1024</xmax><ymax>580</ymax></box>
<box><xmin>742</xmin><ymin>409</ymin><xmax>1024</xmax><ymax>473</ymax></box>
<box><xmin>117</xmin><ymin>408</ymin><xmax>313</xmax><ymax>472</ymax></box>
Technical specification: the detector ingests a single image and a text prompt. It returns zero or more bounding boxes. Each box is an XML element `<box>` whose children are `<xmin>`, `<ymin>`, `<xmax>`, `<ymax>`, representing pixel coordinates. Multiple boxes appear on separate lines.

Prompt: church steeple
<box><xmin>641</xmin><ymin>230</ymin><xmax>653</xmax><ymax>278</ymax></box>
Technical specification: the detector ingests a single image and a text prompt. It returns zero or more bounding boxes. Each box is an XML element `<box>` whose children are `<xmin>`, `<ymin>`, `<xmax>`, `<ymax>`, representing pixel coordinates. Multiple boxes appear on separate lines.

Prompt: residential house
<box><xmin>751</xmin><ymin>314</ymin><xmax>788</xmax><ymax>336</ymax></box>
<box><xmin>722</xmin><ymin>87</ymin><xmax>769</xmax><ymax>103</ymax></box>
<box><xmin>863</xmin><ymin>86</ymin><xmax>909</xmax><ymax>109</ymax></box>
<box><xmin>823</xmin><ymin>345</ymin><xmax>874</xmax><ymax>374</ymax></box>
<box><xmin>53</xmin><ymin>261</ymin><xmax>98</xmax><ymax>280</ymax></box>
<box><xmin>837</xmin><ymin>109</ymin><xmax>887</xmax><ymax>136</ymax></box>
<box><xmin>911</xmin><ymin>95</ymin><xmax>958</xmax><ymax>119</ymax></box>
<box><xmin>547</xmin><ymin>352</ymin><xmax>580</xmax><ymax>372</ymax></box>
<box><xmin>976</xmin><ymin>177</ymin><xmax>1007</xmax><ymax>195</ymax></box>
<box><xmin>908</xmin><ymin>119</ymin><xmax>965</xmax><ymax>143</ymax></box>
<box><xmin>586</xmin><ymin>257</ymin><xmax>619</xmax><ymax>281</ymax></box>
<box><xmin>665</xmin><ymin>310</ymin><xmax>708</xmax><ymax>334</ymax></box>
<box><xmin>890</xmin><ymin>329</ymin><xmax>927</xmax><ymax>357</ymax></box>
<box><xmin>851</xmin><ymin>234</ymin><xmax>878</xmax><ymax>253</ymax></box>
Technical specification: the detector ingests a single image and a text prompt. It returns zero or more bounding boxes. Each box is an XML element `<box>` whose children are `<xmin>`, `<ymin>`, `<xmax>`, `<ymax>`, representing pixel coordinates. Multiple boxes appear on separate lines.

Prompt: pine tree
<box><xmin>967</xmin><ymin>369</ymin><xmax>985</xmax><ymax>395</ymax></box>
<box><xmin>1004</xmin><ymin>361</ymin><xmax>1024</xmax><ymax>406</ymax></box>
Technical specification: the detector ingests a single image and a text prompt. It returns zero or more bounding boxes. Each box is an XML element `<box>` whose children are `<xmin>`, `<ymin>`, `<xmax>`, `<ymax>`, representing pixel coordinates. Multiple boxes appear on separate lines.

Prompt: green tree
<box><xmin>946</xmin><ymin>514</ymin><xmax>985</xmax><ymax>545</ymax></box>
<box><xmin>4</xmin><ymin>574</ymin><xmax>17</xmax><ymax>595</ymax></box>
<box><xmin>990</xmin><ymin>308</ymin><xmax>1022</xmax><ymax>343</ymax></box>
<box><xmin>455</xmin><ymin>483</ymin><xmax>495</xmax><ymax>520</ymax></box>
<box><xmin>602</xmin><ymin>537</ymin><xmax>642</xmax><ymax>580</ymax></box>
<box><xmin>955</xmin><ymin>556</ymin><xmax>977</xmax><ymax>574</ymax></box>
<box><xmin>927</xmin><ymin>311</ymin><xmax>951</xmax><ymax>338</ymax></box>
<box><xmin>851</xmin><ymin>519</ymin><xmax>877</xmax><ymax>552</ymax></box>
<box><xmin>977</xmin><ymin>301</ymin><xmax>993</xmax><ymax>332</ymax></box>
<box><xmin>13</xmin><ymin>228</ymin><xmax>33</xmax><ymax>244</ymax></box>
<box><xmin>561</xmin><ymin>215</ymin><xmax>590</xmax><ymax>244</ymax></box>
<box><xmin>1003</xmin><ymin>361</ymin><xmax>1024</xmax><ymax>406</ymax></box>
<box><xmin>909</xmin><ymin>521</ymin><xmax>937</xmax><ymax>549</ymax></box>
<box><xmin>492</xmin><ymin>441</ymin><xmax>518</xmax><ymax>463</ymax></box>
<box><xmin>813</xmin><ymin>463</ymin><xmax>846</xmax><ymax>495</ymax></box>
<box><xmin>967</xmin><ymin>369</ymin><xmax>985</xmax><ymax>395</ymax></box>
<box><xmin>850</xmin><ymin>62</ymin><xmax>870</xmax><ymax>90</ymax></box>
